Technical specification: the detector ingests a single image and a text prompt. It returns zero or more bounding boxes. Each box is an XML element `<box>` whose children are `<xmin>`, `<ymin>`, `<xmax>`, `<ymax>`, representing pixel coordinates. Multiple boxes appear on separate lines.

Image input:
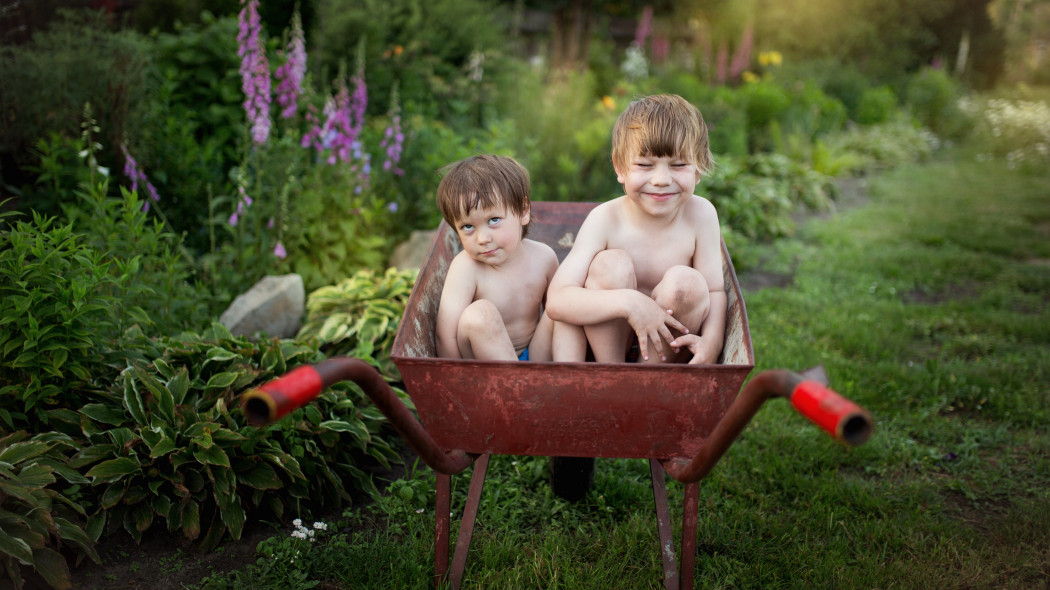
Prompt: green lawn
<box><xmin>200</xmin><ymin>148</ymin><xmax>1050</xmax><ymax>589</ymax></box>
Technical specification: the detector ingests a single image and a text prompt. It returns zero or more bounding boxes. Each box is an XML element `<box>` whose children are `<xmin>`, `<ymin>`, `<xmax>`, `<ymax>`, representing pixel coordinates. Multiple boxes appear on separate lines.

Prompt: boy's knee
<box><xmin>653</xmin><ymin>266</ymin><xmax>709</xmax><ymax>308</ymax></box>
<box><xmin>586</xmin><ymin>249</ymin><xmax>636</xmax><ymax>290</ymax></box>
<box><xmin>459</xmin><ymin>300</ymin><xmax>503</xmax><ymax>336</ymax></box>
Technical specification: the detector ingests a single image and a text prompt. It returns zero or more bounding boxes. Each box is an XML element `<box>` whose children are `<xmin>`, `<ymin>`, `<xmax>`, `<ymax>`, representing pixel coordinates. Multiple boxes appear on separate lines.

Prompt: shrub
<box><xmin>857</xmin><ymin>85</ymin><xmax>899</xmax><ymax>125</ymax></box>
<box><xmin>311</xmin><ymin>0</ymin><xmax>508</xmax><ymax>125</ymax></box>
<box><xmin>959</xmin><ymin>96</ymin><xmax>1050</xmax><ymax>172</ymax></box>
<box><xmin>822</xmin><ymin>118</ymin><xmax>937</xmax><ymax>173</ymax></box>
<box><xmin>702</xmin><ymin>153</ymin><xmax>834</xmax><ymax>245</ymax></box>
<box><xmin>0</xmin><ymin>10</ymin><xmax>155</xmax><ymax>208</ymax></box>
<box><xmin>0</xmin><ymin>430</ymin><xmax>99</xmax><ymax>590</ymax></box>
<box><xmin>72</xmin><ymin>323</ymin><xmax>401</xmax><ymax>550</ymax></box>
<box><xmin>0</xmin><ymin>210</ymin><xmax>123</xmax><ymax>431</ymax></box>
<box><xmin>298</xmin><ymin>268</ymin><xmax>417</xmax><ymax>382</ymax></box>
<box><xmin>904</xmin><ymin>67</ymin><xmax>972</xmax><ymax>139</ymax></box>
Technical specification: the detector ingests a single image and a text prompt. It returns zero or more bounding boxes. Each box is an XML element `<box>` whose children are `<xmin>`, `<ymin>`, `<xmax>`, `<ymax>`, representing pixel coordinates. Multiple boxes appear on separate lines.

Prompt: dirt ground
<box><xmin>29</xmin><ymin>179</ymin><xmax>872</xmax><ymax>590</ymax></box>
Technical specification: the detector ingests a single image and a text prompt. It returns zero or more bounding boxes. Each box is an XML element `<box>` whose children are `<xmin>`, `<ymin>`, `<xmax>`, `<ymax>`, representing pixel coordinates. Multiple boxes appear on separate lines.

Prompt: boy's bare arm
<box><xmin>435</xmin><ymin>254</ymin><xmax>476</xmax><ymax>358</ymax></box>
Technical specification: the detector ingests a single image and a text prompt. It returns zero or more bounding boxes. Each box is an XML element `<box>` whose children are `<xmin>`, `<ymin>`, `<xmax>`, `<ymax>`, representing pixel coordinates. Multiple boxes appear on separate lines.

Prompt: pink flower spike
<box><xmin>274</xmin><ymin>242</ymin><xmax>287</xmax><ymax>259</ymax></box>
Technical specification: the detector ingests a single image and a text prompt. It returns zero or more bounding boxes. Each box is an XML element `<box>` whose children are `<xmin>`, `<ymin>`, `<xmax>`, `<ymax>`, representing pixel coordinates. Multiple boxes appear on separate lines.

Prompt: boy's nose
<box><xmin>651</xmin><ymin>164</ymin><xmax>672</xmax><ymax>184</ymax></box>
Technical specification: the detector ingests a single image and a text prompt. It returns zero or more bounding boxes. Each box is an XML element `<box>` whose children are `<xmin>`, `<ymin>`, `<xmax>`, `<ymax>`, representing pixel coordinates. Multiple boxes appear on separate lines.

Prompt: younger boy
<box><xmin>435</xmin><ymin>155</ymin><xmax>558</xmax><ymax>361</ymax></box>
<box><xmin>546</xmin><ymin>94</ymin><xmax>726</xmax><ymax>364</ymax></box>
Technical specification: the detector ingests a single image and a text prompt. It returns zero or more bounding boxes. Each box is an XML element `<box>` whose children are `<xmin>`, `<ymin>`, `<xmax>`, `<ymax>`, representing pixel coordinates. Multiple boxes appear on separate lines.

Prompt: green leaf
<box><xmin>101</xmin><ymin>482</ymin><xmax>125</xmax><ymax>509</ymax></box>
<box><xmin>54</xmin><ymin>517</ymin><xmax>100</xmax><ymax>564</ymax></box>
<box><xmin>219</xmin><ymin>499</ymin><xmax>245</xmax><ymax>541</ymax></box>
<box><xmin>192</xmin><ymin>445</ymin><xmax>230</xmax><ymax>467</ymax></box>
<box><xmin>205</xmin><ymin>347</ymin><xmax>239</xmax><ymax>362</ymax></box>
<box><xmin>235</xmin><ymin>462</ymin><xmax>282</xmax><ymax>490</ymax></box>
<box><xmin>0</xmin><ymin>441</ymin><xmax>50</xmax><ymax>465</ymax></box>
<box><xmin>167</xmin><ymin>368</ymin><xmax>190</xmax><ymax>405</ymax></box>
<box><xmin>181</xmin><ymin>500</ymin><xmax>201</xmax><ymax>540</ymax></box>
<box><xmin>79</xmin><ymin>403</ymin><xmax>128</xmax><ymax>426</ymax></box>
<box><xmin>0</xmin><ymin>532</ymin><xmax>33</xmax><ymax>565</ymax></box>
<box><xmin>16</xmin><ymin>463</ymin><xmax>55</xmax><ymax>488</ymax></box>
<box><xmin>85</xmin><ymin>457</ymin><xmax>140</xmax><ymax>481</ymax></box>
<box><xmin>32</xmin><ymin>547</ymin><xmax>71</xmax><ymax>589</ymax></box>
<box><xmin>147</xmin><ymin>435</ymin><xmax>177</xmax><ymax>458</ymax></box>
<box><xmin>152</xmin><ymin>358</ymin><xmax>175</xmax><ymax>380</ymax></box>
<box><xmin>122</xmin><ymin>371</ymin><xmax>147</xmax><ymax>425</ymax></box>
<box><xmin>86</xmin><ymin>512</ymin><xmax>106</xmax><ymax>542</ymax></box>
<box><xmin>319</xmin><ymin>419</ymin><xmax>370</xmax><ymax>443</ymax></box>
<box><xmin>205</xmin><ymin>371</ymin><xmax>238</xmax><ymax>390</ymax></box>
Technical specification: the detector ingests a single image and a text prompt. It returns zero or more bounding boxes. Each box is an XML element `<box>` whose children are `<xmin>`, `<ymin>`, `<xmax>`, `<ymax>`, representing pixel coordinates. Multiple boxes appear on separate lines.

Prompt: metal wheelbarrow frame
<box><xmin>244</xmin><ymin>201</ymin><xmax>872</xmax><ymax>589</ymax></box>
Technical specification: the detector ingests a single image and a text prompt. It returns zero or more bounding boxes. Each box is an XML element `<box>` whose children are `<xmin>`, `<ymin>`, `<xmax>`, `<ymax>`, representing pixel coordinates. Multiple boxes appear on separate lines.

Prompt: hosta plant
<box><xmin>0</xmin><ymin>431</ymin><xmax>99</xmax><ymax>590</ymax></box>
<box><xmin>297</xmin><ymin>267</ymin><xmax>417</xmax><ymax>381</ymax></box>
<box><xmin>71</xmin><ymin>323</ymin><xmax>401</xmax><ymax>551</ymax></box>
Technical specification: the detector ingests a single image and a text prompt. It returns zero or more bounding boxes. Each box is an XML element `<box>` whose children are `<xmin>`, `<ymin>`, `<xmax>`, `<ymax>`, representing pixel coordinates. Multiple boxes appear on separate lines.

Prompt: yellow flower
<box><xmin>602</xmin><ymin>95</ymin><xmax>616</xmax><ymax>110</ymax></box>
<box><xmin>742</xmin><ymin>71</ymin><xmax>759</xmax><ymax>83</ymax></box>
<box><xmin>759</xmin><ymin>51</ymin><xmax>783</xmax><ymax>67</ymax></box>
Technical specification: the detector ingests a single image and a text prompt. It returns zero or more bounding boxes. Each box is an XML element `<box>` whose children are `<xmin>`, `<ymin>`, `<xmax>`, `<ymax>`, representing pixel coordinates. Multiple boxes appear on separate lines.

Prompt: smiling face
<box><xmin>452</xmin><ymin>204</ymin><xmax>530</xmax><ymax>266</ymax></box>
<box><xmin>616</xmin><ymin>153</ymin><xmax>700</xmax><ymax>217</ymax></box>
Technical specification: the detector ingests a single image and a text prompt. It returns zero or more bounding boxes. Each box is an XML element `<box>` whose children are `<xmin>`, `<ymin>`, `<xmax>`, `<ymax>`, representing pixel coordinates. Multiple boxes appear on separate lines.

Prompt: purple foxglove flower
<box><xmin>275</xmin><ymin>10</ymin><xmax>306</xmax><ymax>119</ymax></box>
<box><xmin>238</xmin><ymin>0</ymin><xmax>271</xmax><ymax>145</ymax></box>
<box><xmin>274</xmin><ymin>241</ymin><xmax>287</xmax><ymax>259</ymax></box>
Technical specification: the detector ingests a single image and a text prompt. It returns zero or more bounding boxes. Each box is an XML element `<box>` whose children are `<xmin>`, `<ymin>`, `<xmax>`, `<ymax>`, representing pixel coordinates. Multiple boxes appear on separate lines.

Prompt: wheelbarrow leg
<box><xmin>450</xmin><ymin>453</ymin><xmax>490</xmax><ymax>589</ymax></box>
<box><xmin>650</xmin><ymin>460</ymin><xmax>680</xmax><ymax>590</ymax></box>
<box><xmin>435</xmin><ymin>473</ymin><xmax>451</xmax><ymax>588</ymax></box>
<box><xmin>680</xmin><ymin>482</ymin><xmax>700</xmax><ymax>590</ymax></box>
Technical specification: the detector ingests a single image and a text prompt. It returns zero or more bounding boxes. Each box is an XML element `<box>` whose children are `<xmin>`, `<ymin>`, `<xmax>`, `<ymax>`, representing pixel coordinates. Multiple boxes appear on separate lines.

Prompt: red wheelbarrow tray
<box><xmin>391</xmin><ymin>200</ymin><xmax>755</xmax><ymax>461</ymax></box>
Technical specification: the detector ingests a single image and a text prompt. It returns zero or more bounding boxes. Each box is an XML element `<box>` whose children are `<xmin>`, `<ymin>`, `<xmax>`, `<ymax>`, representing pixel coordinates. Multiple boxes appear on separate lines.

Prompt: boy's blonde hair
<box><xmin>437</xmin><ymin>155</ymin><xmax>531</xmax><ymax>237</ymax></box>
<box><xmin>611</xmin><ymin>94</ymin><xmax>714</xmax><ymax>176</ymax></box>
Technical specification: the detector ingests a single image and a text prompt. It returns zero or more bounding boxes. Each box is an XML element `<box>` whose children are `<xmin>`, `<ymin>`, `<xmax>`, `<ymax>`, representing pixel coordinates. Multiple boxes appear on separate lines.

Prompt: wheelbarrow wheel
<box><xmin>549</xmin><ymin>456</ymin><xmax>595</xmax><ymax>502</ymax></box>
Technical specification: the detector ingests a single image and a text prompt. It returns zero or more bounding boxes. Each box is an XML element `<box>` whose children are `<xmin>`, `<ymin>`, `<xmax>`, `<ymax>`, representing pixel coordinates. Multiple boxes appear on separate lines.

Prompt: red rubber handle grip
<box><xmin>241</xmin><ymin>365</ymin><xmax>324</xmax><ymax>425</ymax></box>
<box><xmin>790</xmin><ymin>381</ymin><xmax>872</xmax><ymax>446</ymax></box>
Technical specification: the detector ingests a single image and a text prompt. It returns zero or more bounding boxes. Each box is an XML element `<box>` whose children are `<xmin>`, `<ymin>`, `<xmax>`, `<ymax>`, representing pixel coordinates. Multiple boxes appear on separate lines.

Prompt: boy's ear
<box><xmin>520</xmin><ymin>205</ymin><xmax>531</xmax><ymax>226</ymax></box>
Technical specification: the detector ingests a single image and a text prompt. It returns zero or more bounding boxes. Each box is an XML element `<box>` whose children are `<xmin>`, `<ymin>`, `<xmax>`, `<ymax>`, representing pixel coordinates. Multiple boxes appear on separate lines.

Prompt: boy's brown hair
<box><xmin>437</xmin><ymin>154</ymin><xmax>531</xmax><ymax>237</ymax></box>
<box><xmin>611</xmin><ymin>94</ymin><xmax>714</xmax><ymax>177</ymax></box>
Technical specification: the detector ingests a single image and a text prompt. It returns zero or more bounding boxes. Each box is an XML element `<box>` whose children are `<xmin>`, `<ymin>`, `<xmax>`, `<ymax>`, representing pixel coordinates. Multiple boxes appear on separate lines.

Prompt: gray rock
<box><xmin>219</xmin><ymin>274</ymin><xmax>305</xmax><ymax>338</ymax></box>
<box><xmin>389</xmin><ymin>229</ymin><xmax>438</xmax><ymax>272</ymax></box>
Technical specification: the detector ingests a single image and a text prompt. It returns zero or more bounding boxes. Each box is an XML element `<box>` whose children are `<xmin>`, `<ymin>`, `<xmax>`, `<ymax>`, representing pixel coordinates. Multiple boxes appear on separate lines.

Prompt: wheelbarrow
<box><xmin>242</xmin><ymin>201</ymin><xmax>873</xmax><ymax>590</ymax></box>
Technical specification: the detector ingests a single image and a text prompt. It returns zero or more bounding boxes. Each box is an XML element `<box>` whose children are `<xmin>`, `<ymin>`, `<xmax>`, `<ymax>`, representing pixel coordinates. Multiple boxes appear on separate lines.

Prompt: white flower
<box><xmin>293</xmin><ymin>518</ymin><xmax>302</xmax><ymax>527</ymax></box>
<box><xmin>313</xmin><ymin>522</ymin><xmax>327</xmax><ymax>531</ymax></box>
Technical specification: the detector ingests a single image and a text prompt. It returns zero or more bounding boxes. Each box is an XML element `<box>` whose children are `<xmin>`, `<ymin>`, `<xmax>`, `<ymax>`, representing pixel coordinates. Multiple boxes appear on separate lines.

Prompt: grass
<box><xmin>198</xmin><ymin>148</ymin><xmax>1050</xmax><ymax>589</ymax></box>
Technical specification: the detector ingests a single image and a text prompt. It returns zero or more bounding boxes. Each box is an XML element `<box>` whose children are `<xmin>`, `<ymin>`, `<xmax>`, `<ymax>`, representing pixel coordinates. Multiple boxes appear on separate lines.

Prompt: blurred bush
<box><xmin>904</xmin><ymin>67</ymin><xmax>972</xmax><ymax>140</ymax></box>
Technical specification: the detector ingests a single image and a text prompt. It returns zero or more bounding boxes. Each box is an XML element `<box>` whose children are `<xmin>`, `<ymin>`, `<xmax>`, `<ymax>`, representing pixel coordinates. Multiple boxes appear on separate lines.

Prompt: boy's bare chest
<box><xmin>474</xmin><ymin>258</ymin><xmax>547</xmax><ymax>312</ymax></box>
<box><xmin>608</xmin><ymin>225</ymin><xmax>696</xmax><ymax>291</ymax></box>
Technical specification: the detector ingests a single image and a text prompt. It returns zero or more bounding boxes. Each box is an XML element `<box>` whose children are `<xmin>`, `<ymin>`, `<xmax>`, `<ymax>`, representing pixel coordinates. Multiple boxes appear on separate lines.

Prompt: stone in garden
<box><xmin>219</xmin><ymin>273</ymin><xmax>305</xmax><ymax>338</ymax></box>
<box><xmin>389</xmin><ymin>229</ymin><xmax>438</xmax><ymax>272</ymax></box>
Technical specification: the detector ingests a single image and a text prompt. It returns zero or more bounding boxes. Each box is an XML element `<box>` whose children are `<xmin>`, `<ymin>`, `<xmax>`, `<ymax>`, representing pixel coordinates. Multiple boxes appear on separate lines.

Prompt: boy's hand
<box><xmin>625</xmin><ymin>293</ymin><xmax>688</xmax><ymax>361</ymax></box>
<box><xmin>669</xmin><ymin>333</ymin><xmax>717</xmax><ymax>365</ymax></box>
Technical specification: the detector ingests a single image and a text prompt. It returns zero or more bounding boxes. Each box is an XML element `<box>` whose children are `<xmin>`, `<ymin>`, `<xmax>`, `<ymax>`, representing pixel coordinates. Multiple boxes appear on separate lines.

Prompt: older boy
<box><xmin>546</xmin><ymin>94</ymin><xmax>726</xmax><ymax>364</ymax></box>
<box><xmin>435</xmin><ymin>155</ymin><xmax>558</xmax><ymax>361</ymax></box>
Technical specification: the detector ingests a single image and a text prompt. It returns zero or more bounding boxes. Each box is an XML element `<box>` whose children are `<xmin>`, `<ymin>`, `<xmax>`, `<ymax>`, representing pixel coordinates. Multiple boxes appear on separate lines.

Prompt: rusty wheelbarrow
<box><xmin>242</xmin><ymin>201</ymin><xmax>873</xmax><ymax>590</ymax></box>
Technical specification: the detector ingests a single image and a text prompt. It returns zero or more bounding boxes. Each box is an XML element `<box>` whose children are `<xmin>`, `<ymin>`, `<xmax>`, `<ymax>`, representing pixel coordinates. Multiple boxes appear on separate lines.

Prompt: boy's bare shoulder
<box><xmin>683</xmin><ymin>194</ymin><xmax>719</xmax><ymax>222</ymax></box>
<box><xmin>523</xmin><ymin>238</ymin><xmax>558</xmax><ymax>260</ymax></box>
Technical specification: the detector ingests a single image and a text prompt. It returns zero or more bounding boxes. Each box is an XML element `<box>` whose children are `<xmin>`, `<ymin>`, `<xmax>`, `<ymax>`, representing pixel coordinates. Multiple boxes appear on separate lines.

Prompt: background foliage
<box><xmin>1</xmin><ymin>0</ymin><xmax>1047</xmax><ymax>587</ymax></box>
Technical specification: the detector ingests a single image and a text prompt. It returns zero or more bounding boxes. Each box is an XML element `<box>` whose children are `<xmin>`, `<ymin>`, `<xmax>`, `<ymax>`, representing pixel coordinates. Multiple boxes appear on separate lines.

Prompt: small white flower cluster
<box><xmin>290</xmin><ymin>518</ymin><xmax>328</xmax><ymax>542</ymax></box>
<box><xmin>960</xmin><ymin>96</ymin><xmax>1050</xmax><ymax>169</ymax></box>
<box><xmin>621</xmin><ymin>43</ymin><xmax>649</xmax><ymax>81</ymax></box>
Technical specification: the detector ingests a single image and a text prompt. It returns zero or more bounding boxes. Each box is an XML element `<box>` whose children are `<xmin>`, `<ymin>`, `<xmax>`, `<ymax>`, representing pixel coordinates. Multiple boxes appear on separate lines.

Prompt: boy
<box><xmin>435</xmin><ymin>155</ymin><xmax>558</xmax><ymax>361</ymax></box>
<box><xmin>546</xmin><ymin>94</ymin><xmax>726</xmax><ymax>364</ymax></box>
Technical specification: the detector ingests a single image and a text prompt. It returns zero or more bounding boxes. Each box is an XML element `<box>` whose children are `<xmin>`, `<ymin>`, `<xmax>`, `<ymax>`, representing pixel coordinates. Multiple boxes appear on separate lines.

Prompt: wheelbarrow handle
<box><xmin>241</xmin><ymin>358</ymin><xmax>474</xmax><ymax>475</ymax></box>
<box><xmin>663</xmin><ymin>367</ymin><xmax>872</xmax><ymax>484</ymax></box>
